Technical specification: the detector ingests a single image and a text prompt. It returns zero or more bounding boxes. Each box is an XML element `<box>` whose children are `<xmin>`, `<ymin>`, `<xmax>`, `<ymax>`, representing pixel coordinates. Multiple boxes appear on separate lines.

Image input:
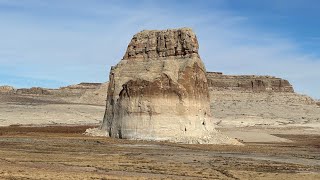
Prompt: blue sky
<box><xmin>0</xmin><ymin>0</ymin><xmax>319</xmax><ymax>99</ymax></box>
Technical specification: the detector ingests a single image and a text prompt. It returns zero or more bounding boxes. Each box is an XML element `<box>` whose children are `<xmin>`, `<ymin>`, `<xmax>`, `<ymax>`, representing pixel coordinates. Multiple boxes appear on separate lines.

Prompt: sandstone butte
<box><xmin>90</xmin><ymin>28</ymin><xmax>241</xmax><ymax>145</ymax></box>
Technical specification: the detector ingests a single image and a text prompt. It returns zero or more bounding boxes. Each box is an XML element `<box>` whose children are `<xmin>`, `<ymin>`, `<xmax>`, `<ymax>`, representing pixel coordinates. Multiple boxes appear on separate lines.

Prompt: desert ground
<box><xmin>0</xmin><ymin>92</ymin><xmax>320</xmax><ymax>179</ymax></box>
<box><xmin>0</xmin><ymin>94</ymin><xmax>104</xmax><ymax>127</ymax></box>
<box><xmin>0</xmin><ymin>125</ymin><xmax>319</xmax><ymax>179</ymax></box>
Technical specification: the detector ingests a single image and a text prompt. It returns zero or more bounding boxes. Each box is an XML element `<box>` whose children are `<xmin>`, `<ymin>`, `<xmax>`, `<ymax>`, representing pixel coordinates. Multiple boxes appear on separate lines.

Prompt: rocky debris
<box><xmin>207</xmin><ymin>72</ymin><xmax>294</xmax><ymax>92</ymax></box>
<box><xmin>316</xmin><ymin>100</ymin><xmax>320</xmax><ymax>107</ymax></box>
<box><xmin>84</xmin><ymin>128</ymin><xmax>107</xmax><ymax>137</ymax></box>
<box><xmin>99</xmin><ymin>28</ymin><xmax>240</xmax><ymax>145</ymax></box>
<box><xmin>0</xmin><ymin>86</ymin><xmax>15</xmax><ymax>94</ymax></box>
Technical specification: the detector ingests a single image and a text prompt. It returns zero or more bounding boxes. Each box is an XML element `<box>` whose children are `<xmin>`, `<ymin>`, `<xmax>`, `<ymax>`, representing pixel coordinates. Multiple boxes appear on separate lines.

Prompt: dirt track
<box><xmin>0</xmin><ymin>126</ymin><xmax>319</xmax><ymax>179</ymax></box>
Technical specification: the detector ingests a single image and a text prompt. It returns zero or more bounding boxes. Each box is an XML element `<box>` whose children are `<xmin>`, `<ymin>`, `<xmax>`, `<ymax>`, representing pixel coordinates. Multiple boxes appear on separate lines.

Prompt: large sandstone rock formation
<box><xmin>99</xmin><ymin>28</ymin><xmax>239</xmax><ymax>144</ymax></box>
<box><xmin>207</xmin><ymin>72</ymin><xmax>294</xmax><ymax>92</ymax></box>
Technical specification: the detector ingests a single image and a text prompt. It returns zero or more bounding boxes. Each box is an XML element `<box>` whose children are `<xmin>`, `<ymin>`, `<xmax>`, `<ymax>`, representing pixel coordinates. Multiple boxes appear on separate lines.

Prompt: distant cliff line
<box><xmin>0</xmin><ymin>72</ymin><xmax>295</xmax><ymax>95</ymax></box>
<box><xmin>206</xmin><ymin>72</ymin><xmax>294</xmax><ymax>93</ymax></box>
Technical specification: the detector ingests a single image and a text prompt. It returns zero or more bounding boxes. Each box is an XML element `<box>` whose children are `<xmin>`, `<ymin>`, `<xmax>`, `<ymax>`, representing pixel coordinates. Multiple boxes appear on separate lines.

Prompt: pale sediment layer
<box><xmin>102</xmin><ymin>97</ymin><xmax>226</xmax><ymax>143</ymax></box>
<box><xmin>86</xmin><ymin>127</ymin><xmax>240</xmax><ymax>145</ymax></box>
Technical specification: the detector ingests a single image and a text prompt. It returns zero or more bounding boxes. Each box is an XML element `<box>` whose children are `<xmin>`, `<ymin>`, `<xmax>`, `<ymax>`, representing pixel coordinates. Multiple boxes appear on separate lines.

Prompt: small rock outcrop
<box><xmin>207</xmin><ymin>72</ymin><xmax>294</xmax><ymax>92</ymax></box>
<box><xmin>16</xmin><ymin>87</ymin><xmax>51</xmax><ymax>95</ymax></box>
<box><xmin>61</xmin><ymin>83</ymin><xmax>102</xmax><ymax>90</ymax></box>
<box><xmin>49</xmin><ymin>82</ymin><xmax>103</xmax><ymax>98</ymax></box>
<box><xmin>0</xmin><ymin>86</ymin><xmax>15</xmax><ymax>94</ymax></box>
<box><xmin>99</xmin><ymin>28</ymin><xmax>239</xmax><ymax>144</ymax></box>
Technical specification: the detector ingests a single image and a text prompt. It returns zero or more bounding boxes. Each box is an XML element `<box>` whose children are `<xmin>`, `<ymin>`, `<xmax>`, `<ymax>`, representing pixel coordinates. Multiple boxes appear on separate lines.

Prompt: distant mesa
<box><xmin>96</xmin><ymin>28</ymin><xmax>240</xmax><ymax>144</ymax></box>
<box><xmin>0</xmin><ymin>82</ymin><xmax>108</xmax><ymax>106</ymax></box>
<box><xmin>206</xmin><ymin>72</ymin><xmax>294</xmax><ymax>92</ymax></box>
<box><xmin>61</xmin><ymin>82</ymin><xmax>102</xmax><ymax>90</ymax></box>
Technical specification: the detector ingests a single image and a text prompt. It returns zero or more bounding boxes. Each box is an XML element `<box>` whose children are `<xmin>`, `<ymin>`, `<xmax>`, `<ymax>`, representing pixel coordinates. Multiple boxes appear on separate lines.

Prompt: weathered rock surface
<box><xmin>123</xmin><ymin>28</ymin><xmax>199</xmax><ymax>60</ymax></box>
<box><xmin>207</xmin><ymin>72</ymin><xmax>294</xmax><ymax>92</ymax></box>
<box><xmin>100</xmin><ymin>28</ymin><xmax>239</xmax><ymax>144</ymax></box>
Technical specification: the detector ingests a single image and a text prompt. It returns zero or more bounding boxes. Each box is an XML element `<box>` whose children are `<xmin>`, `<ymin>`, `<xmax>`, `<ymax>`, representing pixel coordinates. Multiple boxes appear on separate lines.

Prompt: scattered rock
<box><xmin>84</xmin><ymin>128</ymin><xmax>107</xmax><ymax>137</ymax></box>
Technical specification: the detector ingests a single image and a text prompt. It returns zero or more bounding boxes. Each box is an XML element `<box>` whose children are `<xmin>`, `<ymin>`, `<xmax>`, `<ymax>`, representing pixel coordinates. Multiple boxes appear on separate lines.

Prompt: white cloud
<box><xmin>0</xmin><ymin>1</ymin><xmax>319</xmax><ymax>98</ymax></box>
